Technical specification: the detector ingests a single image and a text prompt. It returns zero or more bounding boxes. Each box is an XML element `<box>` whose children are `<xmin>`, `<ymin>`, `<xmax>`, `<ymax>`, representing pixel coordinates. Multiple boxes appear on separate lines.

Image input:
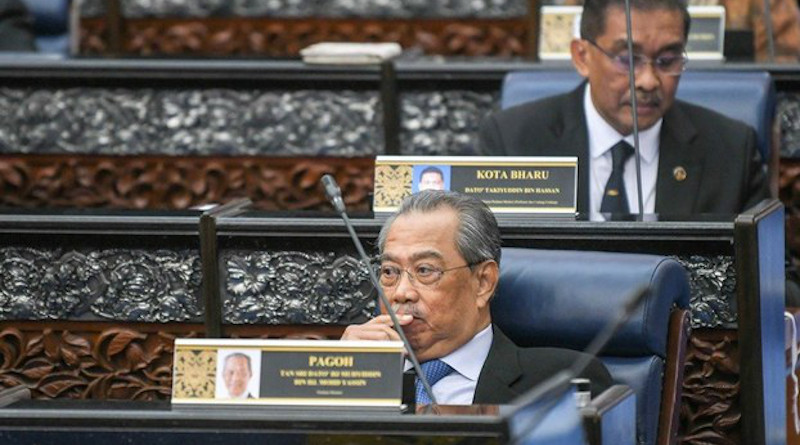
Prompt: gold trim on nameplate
<box><xmin>173</xmin><ymin>349</ymin><xmax>217</xmax><ymax>399</ymax></box>
<box><xmin>173</xmin><ymin>398</ymin><xmax>400</xmax><ymax>406</ymax></box>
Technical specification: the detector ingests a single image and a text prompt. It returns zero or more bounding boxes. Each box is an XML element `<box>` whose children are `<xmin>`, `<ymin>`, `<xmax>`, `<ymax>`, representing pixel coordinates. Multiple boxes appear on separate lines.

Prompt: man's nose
<box><xmin>391</xmin><ymin>271</ymin><xmax>418</xmax><ymax>302</ymax></box>
<box><xmin>635</xmin><ymin>61</ymin><xmax>660</xmax><ymax>91</ymax></box>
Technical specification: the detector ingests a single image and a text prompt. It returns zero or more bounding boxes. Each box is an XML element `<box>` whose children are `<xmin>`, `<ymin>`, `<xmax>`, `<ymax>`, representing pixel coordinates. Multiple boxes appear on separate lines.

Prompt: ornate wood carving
<box><xmin>79</xmin><ymin>18</ymin><xmax>529</xmax><ymax>57</ymax></box>
<box><xmin>679</xmin><ymin>329</ymin><xmax>741</xmax><ymax>444</ymax></box>
<box><xmin>0</xmin><ymin>322</ymin><xmax>345</xmax><ymax>400</ymax></box>
<box><xmin>78</xmin><ymin>0</ymin><xmax>528</xmax><ymax>18</ymax></box>
<box><xmin>0</xmin><ymin>324</ymin><xmax>193</xmax><ymax>400</ymax></box>
<box><xmin>0</xmin><ymin>247</ymin><xmax>202</xmax><ymax>323</ymax></box>
<box><xmin>0</xmin><ymin>155</ymin><xmax>373</xmax><ymax>211</ymax></box>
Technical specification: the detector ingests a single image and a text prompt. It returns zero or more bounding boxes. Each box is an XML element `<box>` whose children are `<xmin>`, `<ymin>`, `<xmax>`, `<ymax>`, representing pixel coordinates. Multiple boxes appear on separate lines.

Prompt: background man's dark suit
<box><xmin>473</xmin><ymin>327</ymin><xmax>612</xmax><ymax>402</ymax></box>
<box><xmin>0</xmin><ymin>0</ymin><xmax>35</xmax><ymax>51</ymax></box>
<box><xmin>479</xmin><ymin>84</ymin><xmax>770</xmax><ymax>215</ymax></box>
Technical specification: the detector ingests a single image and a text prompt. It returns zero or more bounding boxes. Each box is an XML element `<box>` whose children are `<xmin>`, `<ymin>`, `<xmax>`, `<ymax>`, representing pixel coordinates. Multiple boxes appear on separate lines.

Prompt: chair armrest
<box><xmin>582</xmin><ymin>385</ymin><xmax>636</xmax><ymax>445</ymax></box>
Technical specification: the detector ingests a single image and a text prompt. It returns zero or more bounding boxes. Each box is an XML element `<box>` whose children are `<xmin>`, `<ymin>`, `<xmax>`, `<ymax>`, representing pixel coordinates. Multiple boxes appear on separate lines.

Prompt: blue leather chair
<box><xmin>500</xmin><ymin>69</ymin><xmax>776</xmax><ymax>164</ymax></box>
<box><xmin>492</xmin><ymin>248</ymin><xmax>691</xmax><ymax>445</ymax></box>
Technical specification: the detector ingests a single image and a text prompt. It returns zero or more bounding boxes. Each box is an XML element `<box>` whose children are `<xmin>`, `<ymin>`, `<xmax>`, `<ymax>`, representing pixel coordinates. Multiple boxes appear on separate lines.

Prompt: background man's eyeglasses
<box><xmin>585</xmin><ymin>39</ymin><xmax>688</xmax><ymax>77</ymax></box>
<box><xmin>378</xmin><ymin>260</ymin><xmax>485</xmax><ymax>288</ymax></box>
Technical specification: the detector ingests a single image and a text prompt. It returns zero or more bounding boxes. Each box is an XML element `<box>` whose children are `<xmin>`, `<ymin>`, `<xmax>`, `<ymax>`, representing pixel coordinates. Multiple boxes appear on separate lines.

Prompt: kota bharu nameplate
<box><xmin>373</xmin><ymin>156</ymin><xmax>577</xmax><ymax>215</ymax></box>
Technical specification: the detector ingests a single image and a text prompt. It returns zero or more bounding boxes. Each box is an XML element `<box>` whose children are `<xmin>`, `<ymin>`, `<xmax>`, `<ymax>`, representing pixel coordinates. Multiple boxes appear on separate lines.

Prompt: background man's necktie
<box><xmin>600</xmin><ymin>140</ymin><xmax>635</xmax><ymax>214</ymax></box>
<box><xmin>415</xmin><ymin>359</ymin><xmax>453</xmax><ymax>405</ymax></box>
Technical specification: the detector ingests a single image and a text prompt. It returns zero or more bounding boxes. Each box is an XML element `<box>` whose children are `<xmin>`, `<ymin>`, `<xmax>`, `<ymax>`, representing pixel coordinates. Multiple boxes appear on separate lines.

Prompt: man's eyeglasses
<box><xmin>378</xmin><ymin>261</ymin><xmax>486</xmax><ymax>288</ymax></box>
<box><xmin>585</xmin><ymin>39</ymin><xmax>688</xmax><ymax>77</ymax></box>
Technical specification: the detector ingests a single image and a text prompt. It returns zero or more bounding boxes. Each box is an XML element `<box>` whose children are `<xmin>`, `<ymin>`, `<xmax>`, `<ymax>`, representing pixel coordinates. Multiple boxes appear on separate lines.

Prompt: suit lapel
<box><xmin>550</xmin><ymin>84</ymin><xmax>591</xmax><ymax>213</ymax></box>
<box><xmin>473</xmin><ymin>326</ymin><xmax>523</xmax><ymax>403</ymax></box>
<box><xmin>655</xmin><ymin>102</ymin><xmax>704</xmax><ymax>214</ymax></box>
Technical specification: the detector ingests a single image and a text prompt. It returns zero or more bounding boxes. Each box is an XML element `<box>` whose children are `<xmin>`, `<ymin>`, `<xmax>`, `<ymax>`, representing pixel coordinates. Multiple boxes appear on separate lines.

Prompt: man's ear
<box><xmin>571</xmin><ymin>38</ymin><xmax>591</xmax><ymax>77</ymax></box>
<box><xmin>475</xmin><ymin>260</ymin><xmax>499</xmax><ymax>309</ymax></box>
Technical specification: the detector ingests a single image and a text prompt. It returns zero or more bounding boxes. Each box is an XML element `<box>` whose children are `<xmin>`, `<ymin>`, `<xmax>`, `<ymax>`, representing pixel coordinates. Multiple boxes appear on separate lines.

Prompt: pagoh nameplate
<box><xmin>172</xmin><ymin>338</ymin><xmax>405</xmax><ymax>408</ymax></box>
<box><xmin>374</xmin><ymin>156</ymin><xmax>577</xmax><ymax>214</ymax></box>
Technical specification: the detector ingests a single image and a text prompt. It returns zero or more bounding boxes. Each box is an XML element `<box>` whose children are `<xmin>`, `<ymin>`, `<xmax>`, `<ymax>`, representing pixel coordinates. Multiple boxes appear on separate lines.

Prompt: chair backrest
<box><xmin>500</xmin><ymin>69</ymin><xmax>776</xmax><ymax>163</ymax></box>
<box><xmin>491</xmin><ymin>248</ymin><xmax>691</xmax><ymax>445</ymax></box>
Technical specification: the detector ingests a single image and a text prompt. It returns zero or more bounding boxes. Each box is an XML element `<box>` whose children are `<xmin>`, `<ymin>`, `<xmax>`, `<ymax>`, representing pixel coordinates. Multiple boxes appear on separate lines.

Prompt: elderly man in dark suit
<box><xmin>479</xmin><ymin>0</ymin><xmax>769</xmax><ymax>216</ymax></box>
<box><xmin>342</xmin><ymin>191</ymin><xmax>612</xmax><ymax>404</ymax></box>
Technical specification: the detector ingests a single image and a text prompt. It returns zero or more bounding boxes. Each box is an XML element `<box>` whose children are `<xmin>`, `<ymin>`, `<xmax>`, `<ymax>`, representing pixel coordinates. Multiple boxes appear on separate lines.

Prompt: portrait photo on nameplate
<box><xmin>172</xmin><ymin>338</ymin><xmax>405</xmax><ymax>408</ymax></box>
<box><xmin>374</xmin><ymin>156</ymin><xmax>577</xmax><ymax>215</ymax></box>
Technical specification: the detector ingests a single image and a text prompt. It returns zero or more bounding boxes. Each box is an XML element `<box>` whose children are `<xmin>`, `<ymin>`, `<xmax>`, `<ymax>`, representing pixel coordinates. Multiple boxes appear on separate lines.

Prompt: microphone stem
<box><xmin>623</xmin><ymin>0</ymin><xmax>645</xmax><ymax>221</ymax></box>
<box><xmin>339</xmin><ymin>211</ymin><xmax>439</xmax><ymax>407</ymax></box>
<box><xmin>763</xmin><ymin>0</ymin><xmax>776</xmax><ymax>62</ymax></box>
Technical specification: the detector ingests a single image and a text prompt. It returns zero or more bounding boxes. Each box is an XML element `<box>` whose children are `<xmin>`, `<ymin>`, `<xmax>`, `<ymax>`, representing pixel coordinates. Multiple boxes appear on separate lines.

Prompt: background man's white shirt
<box><xmin>584</xmin><ymin>85</ymin><xmax>660</xmax><ymax>219</ymax></box>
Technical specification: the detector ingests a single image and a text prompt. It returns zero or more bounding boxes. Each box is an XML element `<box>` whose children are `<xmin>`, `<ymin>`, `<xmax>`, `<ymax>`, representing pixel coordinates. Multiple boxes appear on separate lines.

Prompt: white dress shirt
<box><xmin>405</xmin><ymin>324</ymin><xmax>493</xmax><ymax>405</ymax></box>
<box><xmin>584</xmin><ymin>85</ymin><xmax>660</xmax><ymax>219</ymax></box>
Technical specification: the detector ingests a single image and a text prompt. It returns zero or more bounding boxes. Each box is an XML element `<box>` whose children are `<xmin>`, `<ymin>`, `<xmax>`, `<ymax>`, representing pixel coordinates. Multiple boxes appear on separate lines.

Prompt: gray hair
<box><xmin>224</xmin><ymin>352</ymin><xmax>252</xmax><ymax>374</ymax></box>
<box><xmin>377</xmin><ymin>191</ymin><xmax>502</xmax><ymax>266</ymax></box>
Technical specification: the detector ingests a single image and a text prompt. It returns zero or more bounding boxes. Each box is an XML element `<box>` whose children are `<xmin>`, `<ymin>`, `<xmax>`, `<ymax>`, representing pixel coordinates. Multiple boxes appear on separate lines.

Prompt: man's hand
<box><xmin>341</xmin><ymin>314</ymin><xmax>413</xmax><ymax>341</ymax></box>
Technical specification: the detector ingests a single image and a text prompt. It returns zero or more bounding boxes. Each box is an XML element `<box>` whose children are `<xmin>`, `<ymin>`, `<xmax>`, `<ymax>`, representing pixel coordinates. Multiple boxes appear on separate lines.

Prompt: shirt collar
<box><xmin>404</xmin><ymin>324</ymin><xmax>493</xmax><ymax>381</ymax></box>
<box><xmin>438</xmin><ymin>324</ymin><xmax>493</xmax><ymax>381</ymax></box>
<box><xmin>584</xmin><ymin>84</ymin><xmax>661</xmax><ymax>164</ymax></box>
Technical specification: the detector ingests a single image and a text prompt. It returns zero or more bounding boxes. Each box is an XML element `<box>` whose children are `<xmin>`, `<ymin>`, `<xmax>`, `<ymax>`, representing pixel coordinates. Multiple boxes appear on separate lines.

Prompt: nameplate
<box><xmin>538</xmin><ymin>5</ymin><xmax>725</xmax><ymax>61</ymax></box>
<box><xmin>539</xmin><ymin>6</ymin><xmax>583</xmax><ymax>60</ymax></box>
<box><xmin>685</xmin><ymin>6</ymin><xmax>725</xmax><ymax>60</ymax></box>
<box><xmin>171</xmin><ymin>339</ymin><xmax>405</xmax><ymax>408</ymax></box>
<box><xmin>373</xmin><ymin>156</ymin><xmax>577</xmax><ymax>215</ymax></box>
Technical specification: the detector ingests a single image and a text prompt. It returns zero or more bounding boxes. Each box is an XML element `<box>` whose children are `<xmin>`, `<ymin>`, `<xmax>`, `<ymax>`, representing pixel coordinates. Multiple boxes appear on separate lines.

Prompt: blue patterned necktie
<box><xmin>600</xmin><ymin>140</ymin><xmax>635</xmax><ymax>214</ymax></box>
<box><xmin>415</xmin><ymin>359</ymin><xmax>453</xmax><ymax>405</ymax></box>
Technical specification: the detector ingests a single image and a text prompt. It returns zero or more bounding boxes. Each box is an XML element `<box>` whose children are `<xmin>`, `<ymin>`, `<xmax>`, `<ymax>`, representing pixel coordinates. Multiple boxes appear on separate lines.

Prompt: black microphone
<box><xmin>320</xmin><ymin>174</ymin><xmax>438</xmax><ymax>407</ymax></box>
<box><xmin>506</xmin><ymin>285</ymin><xmax>651</xmax><ymax>444</ymax></box>
<box><xmin>622</xmin><ymin>0</ymin><xmax>645</xmax><ymax>221</ymax></box>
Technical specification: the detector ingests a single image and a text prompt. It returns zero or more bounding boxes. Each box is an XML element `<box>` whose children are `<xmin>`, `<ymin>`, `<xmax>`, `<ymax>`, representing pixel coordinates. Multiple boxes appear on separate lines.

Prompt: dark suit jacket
<box><xmin>0</xmin><ymin>0</ymin><xmax>35</xmax><ymax>51</ymax></box>
<box><xmin>478</xmin><ymin>83</ymin><xmax>770</xmax><ymax>215</ymax></box>
<box><xmin>472</xmin><ymin>326</ymin><xmax>613</xmax><ymax>403</ymax></box>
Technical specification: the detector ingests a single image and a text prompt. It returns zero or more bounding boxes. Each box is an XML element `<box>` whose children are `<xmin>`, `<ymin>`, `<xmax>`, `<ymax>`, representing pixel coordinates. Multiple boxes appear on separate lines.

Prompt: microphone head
<box><xmin>320</xmin><ymin>174</ymin><xmax>346</xmax><ymax>213</ymax></box>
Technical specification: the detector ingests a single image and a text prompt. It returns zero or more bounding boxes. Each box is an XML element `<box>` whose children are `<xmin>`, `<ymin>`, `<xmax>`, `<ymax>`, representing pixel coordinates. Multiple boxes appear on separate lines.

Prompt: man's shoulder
<box><xmin>515</xmin><ymin>345</ymin><xmax>590</xmax><ymax>365</ymax></box>
<box><xmin>671</xmin><ymin>99</ymin><xmax>754</xmax><ymax>134</ymax></box>
<box><xmin>513</xmin><ymin>346</ymin><xmax>613</xmax><ymax>397</ymax></box>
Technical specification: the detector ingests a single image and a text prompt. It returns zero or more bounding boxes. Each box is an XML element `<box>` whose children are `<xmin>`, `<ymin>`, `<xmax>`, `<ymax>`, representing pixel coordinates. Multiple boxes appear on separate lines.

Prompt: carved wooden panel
<box><xmin>679</xmin><ymin>329</ymin><xmax>741</xmax><ymax>444</ymax></box>
<box><xmin>79</xmin><ymin>18</ymin><xmax>529</xmax><ymax>57</ymax></box>
<box><xmin>0</xmin><ymin>323</ymin><xmax>193</xmax><ymax>400</ymax></box>
<box><xmin>0</xmin><ymin>322</ymin><xmax>345</xmax><ymax>400</ymax></box>
<box><xmin>0</xmin><ymin>155</ymin><xmax>373</xmax><ymax>211</ymax></box>
<box><xmin>78</xmin><ymin>0</ymin><xmax>528</xmax><ymax>18</ymax></box>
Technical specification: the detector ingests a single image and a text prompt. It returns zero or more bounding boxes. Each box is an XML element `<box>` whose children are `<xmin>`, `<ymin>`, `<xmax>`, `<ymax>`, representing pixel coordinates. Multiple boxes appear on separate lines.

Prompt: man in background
<box><xmin>480</xmin><ymin>0</ymin><xmax>769</xmax><ymax>217</ymax></box>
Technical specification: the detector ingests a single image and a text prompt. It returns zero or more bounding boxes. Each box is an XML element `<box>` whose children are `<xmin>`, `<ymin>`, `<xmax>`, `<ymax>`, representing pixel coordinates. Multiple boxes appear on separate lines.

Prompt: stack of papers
<box><xmin>300</xmin><ymin>42</ymin><xmax>403</xmax><ymax>65</ymax></box>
